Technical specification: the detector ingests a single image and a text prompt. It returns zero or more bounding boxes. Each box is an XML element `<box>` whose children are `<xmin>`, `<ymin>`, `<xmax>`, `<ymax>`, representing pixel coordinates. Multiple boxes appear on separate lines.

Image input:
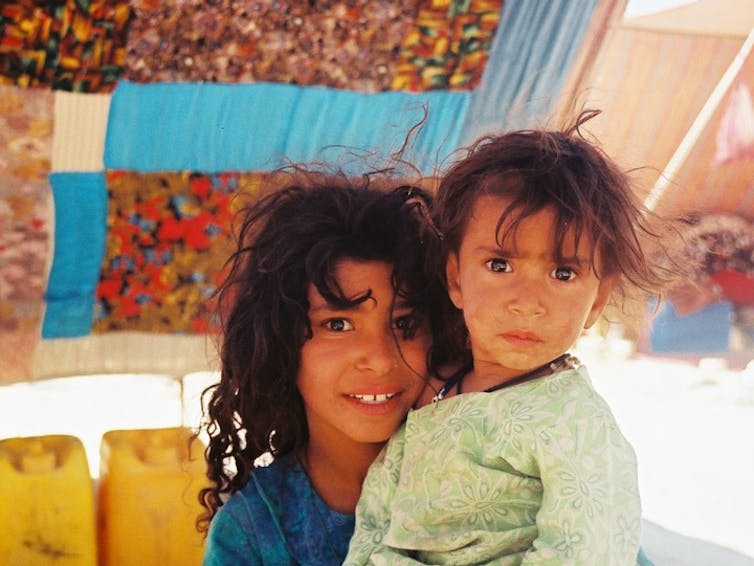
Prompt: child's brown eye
<box><xmin>552</xmin><ymin>267</ymin><xmax>576</xmax><ymax>281</ymax></box>
<box><xmin>486</xmin><ymin>258</ymin><xmax>511</xmax><ymax>273</ymax></box>
<box><xmin>393</xmin><ymin>312</ymin><xmax>421</xmax><ymax>339</ymax></box>
<box><xmin>323</xmin><ymin>318</ymin><xmax>353</xmax><ymax>331</ymax></box>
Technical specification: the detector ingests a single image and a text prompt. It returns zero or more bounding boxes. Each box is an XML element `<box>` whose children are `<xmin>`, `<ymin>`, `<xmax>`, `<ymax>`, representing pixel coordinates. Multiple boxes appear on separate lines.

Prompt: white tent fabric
<box><xmin>573</xmin><ymin>0</ymin><xmax>754</xmax><ymax>218</ymax></box>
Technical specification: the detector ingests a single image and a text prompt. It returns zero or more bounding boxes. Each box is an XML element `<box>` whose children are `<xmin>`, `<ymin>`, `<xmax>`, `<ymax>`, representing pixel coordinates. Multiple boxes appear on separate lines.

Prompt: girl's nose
<box><xmin>355</xmin><ymin>332</ymin><xmax>399</xmax><ymax>374</ymax></box>
<box><xmin>506</xmin><ymin>281</ymin><xmax>546</xmax><ymax>317</ymax></box>
<box><xmin>507</xmin><ymin>299</ymin><xmax>546</xmax><ymax>317</ymax></box>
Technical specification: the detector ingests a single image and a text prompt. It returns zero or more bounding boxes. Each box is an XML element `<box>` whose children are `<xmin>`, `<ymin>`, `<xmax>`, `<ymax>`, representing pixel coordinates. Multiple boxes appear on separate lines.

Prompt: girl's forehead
<box><xmin>467</xmin><ymin>195</ymin><xmax>597</xmax><ymax>256</ymax></box>
<box><xmin>308</xmin><ymin>259</ymin><xmax>394</xmax><ymax>306</ymax></box>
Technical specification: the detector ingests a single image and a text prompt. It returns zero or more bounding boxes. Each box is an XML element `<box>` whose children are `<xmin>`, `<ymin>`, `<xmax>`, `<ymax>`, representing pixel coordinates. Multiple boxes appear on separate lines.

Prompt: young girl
<box><xmin>199</xmin><ymin>171</ymin><xmax>459</xmax><ymax>565</ymax></box>
<box><xmin>345</xmin><ymin>111</ymin><xmax>673</xmax><ymax>565</ymax></box>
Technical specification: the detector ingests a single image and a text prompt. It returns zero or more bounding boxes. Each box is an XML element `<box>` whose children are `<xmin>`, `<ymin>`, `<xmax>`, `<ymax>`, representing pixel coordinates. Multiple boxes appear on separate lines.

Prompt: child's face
<box><xmin>297</xmin><ymin>259</ymin><xmax>430</xmax><ymax>448</ymax></box>
<box><xmin>446</xmin><ymin>194</ymin><xmax>612</xmax><ymax>382</ymax></box>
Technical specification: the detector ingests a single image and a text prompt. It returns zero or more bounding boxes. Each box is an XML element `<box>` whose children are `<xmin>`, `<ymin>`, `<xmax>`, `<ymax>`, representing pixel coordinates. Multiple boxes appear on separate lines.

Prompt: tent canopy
<box><xmin>577</xmin><ymin>0</ymin><xmax>754</xmax><ymax>219</ymax></box>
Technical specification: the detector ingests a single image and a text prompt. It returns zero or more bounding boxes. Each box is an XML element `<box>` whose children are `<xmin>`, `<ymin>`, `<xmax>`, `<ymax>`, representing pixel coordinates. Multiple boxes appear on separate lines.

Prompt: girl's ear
<box><xmin>445</xmin><ymin>253</ymin><xmax>464</xmax><ymax>310</ymax></box>
<box><xmin>584</xmin><ymin>277</ymin><xmax>614</xmax><ymax>330</ymax></box>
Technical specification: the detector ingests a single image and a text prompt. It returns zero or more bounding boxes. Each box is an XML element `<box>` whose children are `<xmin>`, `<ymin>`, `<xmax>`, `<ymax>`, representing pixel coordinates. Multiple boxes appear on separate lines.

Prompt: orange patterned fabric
<box><xmin>391</xmin><ymin>0</ymin><xmax>503</xmax><ymax>91</ymax></box>
<box><xmin>94</xmin><ymin>171</ymin><xmax>264</xmax><ymax>333</ymax></box>
<box><xmin>124</xmin><ymin>0</ymin><xmax>421</xmax><ymax>90</ymax></box>
<box><xmin>0</xmin><ymin>0</ymin><xmax>131</xmax><ymax>92</ymax></box>
<box><xmin>122</xmin><ymin>0</ymin><xmax>501</xmax><ymax>91</ymax></box>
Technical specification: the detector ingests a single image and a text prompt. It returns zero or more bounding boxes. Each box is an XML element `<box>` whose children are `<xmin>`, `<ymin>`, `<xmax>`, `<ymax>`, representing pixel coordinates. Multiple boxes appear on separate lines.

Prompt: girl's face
<box><xmin>297</xmin><ymin>259</ymin><xmax>430</xmax><ymax>449</ymax></box>
<box><xmin>446</xmin><ymin>194</ymin><xmax>612</xmax><ymax>383</ymax></box>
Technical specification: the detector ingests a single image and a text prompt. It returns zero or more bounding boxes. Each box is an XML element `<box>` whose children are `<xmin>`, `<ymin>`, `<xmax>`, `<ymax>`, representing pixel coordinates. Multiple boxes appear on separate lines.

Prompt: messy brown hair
<box><xmin>197</xmin><ymin>171</ymin><xmax>461</xmax><ymax>532</ymax></box>
<box><xmin>434</xmin><ymin>110</ymin><xmax>680</xmax><ymax>333</ymax></box>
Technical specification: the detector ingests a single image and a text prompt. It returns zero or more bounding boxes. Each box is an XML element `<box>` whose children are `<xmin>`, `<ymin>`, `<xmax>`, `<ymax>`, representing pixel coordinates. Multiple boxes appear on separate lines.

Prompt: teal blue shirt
<box><xmin>203</xmin><ymin>454</ymin><xmax>354</xmax><ymax>565</ymax></box>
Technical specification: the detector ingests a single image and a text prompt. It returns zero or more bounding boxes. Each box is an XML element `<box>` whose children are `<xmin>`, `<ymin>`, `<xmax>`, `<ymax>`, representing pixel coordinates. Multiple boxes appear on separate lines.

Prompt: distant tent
<box><xmin>563</xmin><ymin>0</ymin><xmax>754</xmax><ymax>219</ymax></box>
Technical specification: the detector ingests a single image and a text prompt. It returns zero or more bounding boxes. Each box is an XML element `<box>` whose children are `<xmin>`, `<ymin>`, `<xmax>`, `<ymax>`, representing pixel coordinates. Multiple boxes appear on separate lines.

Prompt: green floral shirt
<box><xmin>345</xmin><ymin>366</ymin><xmax>642</xmax><ymax>565</ymax></box>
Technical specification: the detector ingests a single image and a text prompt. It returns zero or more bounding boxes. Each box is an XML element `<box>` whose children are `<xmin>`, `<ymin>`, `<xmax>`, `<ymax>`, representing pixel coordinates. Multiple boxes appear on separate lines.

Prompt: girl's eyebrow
<box><xmin>393</xmin><ymin>298</ymin><xmax>413</xmax><ymax>311</ymax></box>
<box><xmin>475</xmin><ymin>244</ymin><xmax>588</xmax><ymax>265</ymax></box>
<box><xmin>308</xmin><ymin>303</ymin><xmax>342</xmax><ymax>313</ymax></box>
<box><xmin>475</xmin><ymin>244</ymin><xmax>510</xmax><ymax>254</ymax></box>
<box><xmin>561</xmin><ymin>256</ymin><xmax>587</xmax><ymax>265</ymax></box>
<box><xmin>310</xmin><ymin>293</ymin><xmax>379</xmax><ymax>313</ymax></box>
<box><xmin>309</xmin><ymin>300</ymin><xmax>362</xmax><ymax>313</ymax></box>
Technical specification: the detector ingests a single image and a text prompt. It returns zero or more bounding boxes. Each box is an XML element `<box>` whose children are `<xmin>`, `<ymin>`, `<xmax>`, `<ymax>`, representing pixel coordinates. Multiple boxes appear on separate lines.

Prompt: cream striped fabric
<box><xmin>31</xmin><ymin>332</ymin><xmax>218</xmax><ymax>380</ymax></box>
<box><xmin>51</xmin><ymin>91</ymin><xmax>111</xmax><ymax>172</ymax></box>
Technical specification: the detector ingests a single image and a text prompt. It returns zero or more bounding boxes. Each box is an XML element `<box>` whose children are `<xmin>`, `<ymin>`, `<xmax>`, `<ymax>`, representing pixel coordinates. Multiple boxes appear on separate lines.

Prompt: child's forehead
<box><xmin>468</xmin><ymin>195</ymin><xmax>597</xmax><ymax>255</ymax></box>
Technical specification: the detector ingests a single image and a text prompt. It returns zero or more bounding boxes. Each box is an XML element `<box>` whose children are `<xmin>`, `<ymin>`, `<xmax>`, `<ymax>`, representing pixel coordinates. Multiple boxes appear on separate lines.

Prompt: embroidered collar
<box><xmin>431</xmin><ymin>353</ymin><xmax>580</xmax><ymax>403</ymax></box>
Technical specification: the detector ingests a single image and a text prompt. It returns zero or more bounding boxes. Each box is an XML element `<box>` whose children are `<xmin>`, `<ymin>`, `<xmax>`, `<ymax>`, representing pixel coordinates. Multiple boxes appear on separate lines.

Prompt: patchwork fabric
<box><xmin>0</xmin><ymin>2</ymin><xmax>605</xmax><ymax>378</ymax></box>
<box><xmin>391</xmin><ymin>0</ymin><xmax>503</xmax><ymax>92</ymax></box>
<box><xmin>125</xmin><ymin>0</ymin><xmax>421</xmax><ymax>90</ymax></box>
<box><xmin>51</xmin><ymin>90</ymin><xmax>111</xmax><ymax>171</ymax></box>
<box><xmin>0</xmin><ymin>85</ymin><xmax>53</xmax><ymax>380</ymax></box>
<box><xmin>104</xmin><ymin>80</ymin><xmax>470</xmax><ymax>174</ymax></box>
<box><xmin>94</xmin><ymin>171</ymin><xmax>264</xmax><ymax>334</ymax></box>
<box><xmin>0</xmin><ymin>0</ymin><xmax>131</xmax><ymax>92</ymax></box>
<box><xmin>43</xmin><ymin>172</ymin><xmax>108</xmax><ymax>338</ymax></box>
<box><xmin>460</xmin><ymin>0</ymin><xmax>601</xmax><ymax>143</ymax></box>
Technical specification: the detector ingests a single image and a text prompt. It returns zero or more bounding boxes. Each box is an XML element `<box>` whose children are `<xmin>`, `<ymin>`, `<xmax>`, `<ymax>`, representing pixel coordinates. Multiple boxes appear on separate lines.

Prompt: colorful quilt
<box><xmin>94</xmin><ymin>171</ymin><xmax>259</xmax><ymax>334</ymax></box>
<box><xmin>0</xmin><ymin>0</ymin><xmax>603</xmax><ymax>381</ymax></box>
<box><xmin>0</xmin><ymin>85</ymin><xmax>53</xmax><ymax>381</ymax></box>
<box><xmin>0</xmin><ymin>0</ymin><xmax>130</xmax><ymax>92</ymax></box>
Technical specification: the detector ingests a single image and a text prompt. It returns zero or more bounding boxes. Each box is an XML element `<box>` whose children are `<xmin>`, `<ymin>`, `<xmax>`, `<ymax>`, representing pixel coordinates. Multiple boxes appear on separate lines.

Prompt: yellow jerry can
<box><xmin>0</xmin><ymin>434</ymin><xmax>97</xmax><ymax>565</ymax></box>
<box><xmin>97</xmin><ymin>427</ymin><xmax>208</xmax><ymax>566</ymax></box>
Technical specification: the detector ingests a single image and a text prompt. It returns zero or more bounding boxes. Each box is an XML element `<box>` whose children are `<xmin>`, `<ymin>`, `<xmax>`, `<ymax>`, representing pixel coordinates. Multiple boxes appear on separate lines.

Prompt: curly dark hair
<box><xmin>197</xmin><ymin>171</ymin><xmax>460</xmax><ymax>531</ymax></box>
<box><xmin>434</xmin><ymin>110</ymin><xmax>678</xmax><ymax>318</ymax></box>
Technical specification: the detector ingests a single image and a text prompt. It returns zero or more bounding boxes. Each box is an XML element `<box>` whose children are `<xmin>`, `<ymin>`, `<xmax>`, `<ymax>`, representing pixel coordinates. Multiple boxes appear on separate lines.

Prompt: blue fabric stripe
<box><xmin>42</xmin><ymin>172</ymin><xmax>107</xmax><ymax>338</ymax></box>
<box><xmin>460</xmin><ymin>0</ymin><xmax>600</xmax><ymax>145</ymax></box>
<box><xmin>105</xmin><ymin>81</ymin><xmax>469</xmax><ymax>175</ymax></box>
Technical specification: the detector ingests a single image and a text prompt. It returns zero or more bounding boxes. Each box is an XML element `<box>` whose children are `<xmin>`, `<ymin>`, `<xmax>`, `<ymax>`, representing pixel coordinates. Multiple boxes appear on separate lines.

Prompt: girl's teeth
<box><xmin>350</xmin><ymin>393</ymin><xmax>395</xmax><ymax>404</ymax></box>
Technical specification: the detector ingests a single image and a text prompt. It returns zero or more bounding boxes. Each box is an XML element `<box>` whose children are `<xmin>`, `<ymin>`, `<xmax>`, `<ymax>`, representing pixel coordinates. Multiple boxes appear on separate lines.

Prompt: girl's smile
<box><xmin>298</xmin><ymin>259</ymin><xmax>430</xmax><ymax>447</ymax></box>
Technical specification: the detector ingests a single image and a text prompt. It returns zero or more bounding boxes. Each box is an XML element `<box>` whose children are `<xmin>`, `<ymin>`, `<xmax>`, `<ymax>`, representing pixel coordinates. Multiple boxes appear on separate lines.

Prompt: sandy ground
<box><xmin>576</xmin><ymin>340</ymin><xmax>754</xmax><ymax>564</ymax></box>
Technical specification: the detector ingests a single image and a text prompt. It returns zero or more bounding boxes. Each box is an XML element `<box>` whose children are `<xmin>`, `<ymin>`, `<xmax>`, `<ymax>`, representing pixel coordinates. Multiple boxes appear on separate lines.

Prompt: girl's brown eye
<box><xmin>552</xmin><ymin>267</ymin><xmax>576</xmax><ymax>281</ymax></box>
<box><xmin>324</xmin><ymin>318</ymin><xmax>352</xmax><ymax>331</ymax></box>
<box><xmin>486</xmin><ymin>258</ymin><xmax>511</xmax><ymax>273</ymax></box>
<box><xmin>393</xmin><ymin>312</ymin><xmax>421</xmax><ymax>339</ymax></box>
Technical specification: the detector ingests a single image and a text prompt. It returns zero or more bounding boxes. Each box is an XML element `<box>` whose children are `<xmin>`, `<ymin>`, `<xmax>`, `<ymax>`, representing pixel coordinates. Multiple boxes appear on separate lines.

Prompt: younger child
<box><xmin>199</xmin><ymin>172</ymin><xmax>460</xmax><ymax>565</ymax></box>
<box><xmin>346</xmin><ymin>112</ymin><xmax>672</xmax><ymax>565</ymax></box>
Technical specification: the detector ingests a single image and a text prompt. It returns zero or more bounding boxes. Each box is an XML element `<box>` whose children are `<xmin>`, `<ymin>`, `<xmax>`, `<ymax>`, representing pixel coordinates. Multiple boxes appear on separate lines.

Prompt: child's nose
<box><xmin>506</xmin><ymin>283</ymin><xmax>546</xmax><ymax>317</ymax></box>
<box><xmin>507</xmin><ymin>297</ymin><xmax>546</xmax><ymax>317</ymax></box>
<box><xmin>355</xmin><ymin>332</ymin><xmax>399</xmax><ymax>374</ymax></box>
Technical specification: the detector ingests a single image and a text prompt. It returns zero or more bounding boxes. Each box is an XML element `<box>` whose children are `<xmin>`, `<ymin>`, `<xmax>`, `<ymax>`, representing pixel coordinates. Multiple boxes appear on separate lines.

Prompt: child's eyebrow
<box><xmin>308</xmin><ymin>303</ymin><xmax>344</xmax><ymax>313</ymax></box>
<box><xmin>555</xmin><ymin>255</ymin><xmax>588</xmax><ymax>266</ymax></box>
<box><xmin>310</xmin><ymin>296</ymin><xmax>413</xmax><ymax>314</ymax></box>
<box><xmin>393</xmin><ymin>298</ymin><xmax>414</xmax><ymax>311</ymax></box>
<box><xmin>475</xmin><ymin>244</ymin><xmax>511</xmax><ymax>255</ymax></box>
<box><xmin>476</xmin><ymin>244</ymin><xmax>588</xmax><ymax>265</ymax></box>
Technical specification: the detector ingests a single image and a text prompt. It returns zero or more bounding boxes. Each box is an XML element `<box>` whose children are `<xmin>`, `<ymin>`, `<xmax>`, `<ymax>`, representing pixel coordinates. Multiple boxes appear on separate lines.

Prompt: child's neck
<box><xmin>300</xmin><ymin>436</ymin><xmax>383</xmax><ymax>514</ymax></box>
<box><xmin>426</xmin><ymin>352</ymin><xmax>581</xmax><ymax>406</ymax></box>
<box><xmin>463</xmin><ymin>357</ymin><xmax>558</xmax><ymax>393</ymax></box>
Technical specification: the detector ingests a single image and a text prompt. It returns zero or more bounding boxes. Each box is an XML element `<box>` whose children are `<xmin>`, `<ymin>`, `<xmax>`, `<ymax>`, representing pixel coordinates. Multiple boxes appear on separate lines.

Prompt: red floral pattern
<box><xmin>95</xmin><ymin>171</ymin><xmax>264</xmax><ymax>333</ymax></box>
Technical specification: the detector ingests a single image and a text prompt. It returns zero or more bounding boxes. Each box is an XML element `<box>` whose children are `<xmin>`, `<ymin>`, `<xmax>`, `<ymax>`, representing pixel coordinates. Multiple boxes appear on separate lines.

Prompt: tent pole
<box><xmin>643</xmin><ymin>26</ymin><xmax>754</xmax><ymax>211</ymax></box>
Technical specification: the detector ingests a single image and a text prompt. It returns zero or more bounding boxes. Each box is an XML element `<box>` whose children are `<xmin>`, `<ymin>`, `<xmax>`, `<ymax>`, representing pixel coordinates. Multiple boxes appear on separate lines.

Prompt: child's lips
<box><xmin>501</xmin><ymin>330</ymin><xmax>542</xmax><ymax>345</ymax></box>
